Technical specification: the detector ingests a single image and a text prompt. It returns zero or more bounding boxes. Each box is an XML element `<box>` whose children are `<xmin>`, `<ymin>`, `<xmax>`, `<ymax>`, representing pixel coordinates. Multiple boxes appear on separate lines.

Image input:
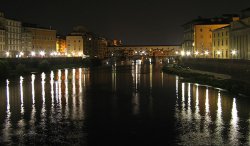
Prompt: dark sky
<box><xmin>1</xmin><ymin>0</ymin><xmax>250</xmax><ymax>45</ymax></box>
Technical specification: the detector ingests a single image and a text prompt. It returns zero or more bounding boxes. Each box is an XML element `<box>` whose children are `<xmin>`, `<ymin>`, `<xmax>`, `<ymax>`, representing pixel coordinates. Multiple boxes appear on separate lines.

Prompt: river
<box><xmin>0</xmin><ymin>63</ymin><xmax>249</xmax><ymax>145</ymax></box>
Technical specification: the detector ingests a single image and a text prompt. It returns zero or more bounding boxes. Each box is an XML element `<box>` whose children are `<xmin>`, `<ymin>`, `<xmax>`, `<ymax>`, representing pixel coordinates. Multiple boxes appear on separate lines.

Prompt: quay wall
<box><xmin>180</xmin><ymin>58</ymin><xmax>250</xmax><ymax>80</ymax></box>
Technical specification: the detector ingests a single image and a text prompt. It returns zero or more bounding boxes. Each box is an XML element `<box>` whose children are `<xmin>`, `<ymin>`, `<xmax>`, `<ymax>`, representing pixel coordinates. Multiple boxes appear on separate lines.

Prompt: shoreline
<box><xmin>162</xmin><ymin>64</ymin><xmax>250</xmax><ymax>97</ymax></box>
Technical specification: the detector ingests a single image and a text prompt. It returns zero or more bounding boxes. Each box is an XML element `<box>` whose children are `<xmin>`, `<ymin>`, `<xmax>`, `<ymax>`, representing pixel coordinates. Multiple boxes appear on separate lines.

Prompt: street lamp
<box><xmin>231</xmin><ymin>50</ymin><xmax>237</xmax><ymax>59</ymax></box>
<box><xmin>31</xmin><ymin>51</ymin><xmax>36</xmax><ymax>57</ymax></box>
<box><xmin>19</xmin><ymin>51</ymin><xmax>24</xmax><ymax>57</ymax></box>
<box><xmin>216</xmin><ymin>50</ymin><xmax>221</xmax><ymax>58</ymax></box>
<box><xmin>6</xmin><ymin>51</ymin><xmax>10</xmax><ymax>57</ymax></box>
<box><xmin>186</xmin><ymin>51</ymin><xmax>191</xmax><ymax>56</ymax></box>
<box><xmin>181</xmin><ymin>50</ymin><xmax>185</xmax><ymax>56</ymax></box>
<box><xmin>40</xmin><ymin>51</ymin><xmax>45</xmax><ymax>57</ymax></box>
<box><xmin>194</xmin><ymin>51</ymin><xmax>199</xmax><ymax>55</ymax></box>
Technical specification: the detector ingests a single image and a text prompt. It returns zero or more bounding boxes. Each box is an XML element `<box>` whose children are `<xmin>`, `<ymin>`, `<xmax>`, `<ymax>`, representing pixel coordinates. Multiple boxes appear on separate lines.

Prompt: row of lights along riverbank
<box><xmin>175</xmin><ymin>50</ymin><xmax>237</xmax><ymax>57</ymax></box>
<box><xmin>4</xmin><ymin>51</ymin><xmax>85</xmax><ymax>58</ymax></box>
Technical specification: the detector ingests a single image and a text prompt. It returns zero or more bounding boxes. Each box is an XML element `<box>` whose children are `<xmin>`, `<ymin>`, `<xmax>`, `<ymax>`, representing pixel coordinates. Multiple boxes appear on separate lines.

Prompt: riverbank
<box><xmin>162</xmin><ymin>64</ymin><xmax>250</xmax><ymax>97</ymax></box>
<box><xmin>0</xmin><ymin>57</ymin><xmax>102</xmax><ymax>81</ymax></box>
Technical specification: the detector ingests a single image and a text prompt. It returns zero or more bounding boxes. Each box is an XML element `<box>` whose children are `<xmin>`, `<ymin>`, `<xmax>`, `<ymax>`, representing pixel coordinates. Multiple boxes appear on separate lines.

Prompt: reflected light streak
<box><xmin>31</xmin><ymin>74</ymin><xmax>35</xmax><ymax>104</ymax></box>
<box><xmin>194</xmin><ymin>84</ymin><xmax>200</xmax><ymax>122</ymax></box>
<box><xmin>176</xmin><ymin>76</ymin><xmax>179</xmax><ymax>99</ymax></box>
<box><xmin>112</xmin><ymin>65</ymin><xmax>116</xmax><ymax>92</ymax></box>
<box><xmin>182</xmin><ymin>83</ymin><xmax>185</xmax><ymax>103</ymax></box>
<box><xmin>65</xmin><ymin>69</ymin><xmax>69</xmax><ymax>118</ymax></box>
<box><xmin>230</xmin><ymin>98</ymin><xmax>239</xmax><ymax>145</ymax></box>
<box><xmin>72</xmin><ymin>69</ymin><xmax>76</xmax><ymax>119</ymax></box>
<box><xmin>3</xmin><ymin>79</ymin><xmax>11</xmax><ymax>142</ymax></box>
<box><xmin>215</xmin><ymin>90</ymin><xmax>223</xmax><ymax>144</ymax></box>
<box><xmin>30</xmin><ymin>75</ymin><xmax>36</xmax><ymax>134</ymax></box>
<box><xmin>150</xmin><ymin>64</ymin><xmax>152</xmax><ymax>89</ymax></box>
<box><xmin>205</xmin><ymin>88</ymin><xmax>209</xmax><ymax>113</ymax></box>
<box><xmin>79</xmin><ymin>68</ymin><xmax>83</xmax><ymax>120</ymax></box>
<box><xmin>20</xmin><ymin>76</ymin><xmax>24</xmax><ymax>114</ymax></box>
<box><xmin>161</xmin><ymin>72</ymin><xmax>163</xmax><ymax>87</ymax></box>
<box><xmin>50</xmin><ymin>71</ymin><xmax>54</xmax><ymax>106</ymax></box>
<box><xmin>41</xmin><ymin>72</ymin><xmax>46</xmax><ymax>127</ymax></box>
<box><xmin>58</xmin><ymin>70</ymin><xmax>62</xmax><ymax>106</ymax></box>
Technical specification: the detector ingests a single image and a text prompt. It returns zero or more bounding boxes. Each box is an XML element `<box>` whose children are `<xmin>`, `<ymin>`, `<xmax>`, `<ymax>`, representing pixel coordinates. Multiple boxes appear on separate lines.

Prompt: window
<box><xmin>222</xmin><ymin>40</ymin><xmax>223</xmax><ymax>46</ymax></box>
<box><xmin>200</xmin><ymin>28</ymin><xmax>203</xmax><ymax>32</ymax></box>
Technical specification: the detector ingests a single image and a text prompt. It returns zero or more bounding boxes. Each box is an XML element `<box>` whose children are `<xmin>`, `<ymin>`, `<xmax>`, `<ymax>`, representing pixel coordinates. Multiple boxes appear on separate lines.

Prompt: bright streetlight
<box><xmin>181</xmin><ymin>50</ymin><xmax>185</xmax><ymax>56</ymax></box>
<box><xmin>186</xmin><ymin>51</ymin><xmax>191</xmax><ymax>56</ymax></box>
<box><xmin>19</xmin><ymin>51</ymin><xmax>24</xmax><ymax>57</ymax></box>
<box><xmin>31</xmin><ymin>51</ymin><xmax>36</xmax><ymax>56</ymax></box>
<box><xmin>40</xmin><ymin>51</ymin><xmax>45</xmax><ymax>57</ymax></box>
<box><xmin>194</xmin><ymin>51</ymin><xmax>199</xmax><ymax>55</ymax></box>
<box><xmin>205</xmin><ymin>51</ymin><xmax>209</xmax><ymax>55</ymax></box>
<box><xmin>231</xmin><ymin>50</ymin><xmax>237</xmax><ymax>55</ymax></box>
<box><xmin>6</xmin><ymin>51</ymin><xmax>10</xmax><ymax>57</ymax></box>
<box><xmin>216</xmin><ymin>50</ymin><xmax>221</xmax><ymax>55</ymax></box>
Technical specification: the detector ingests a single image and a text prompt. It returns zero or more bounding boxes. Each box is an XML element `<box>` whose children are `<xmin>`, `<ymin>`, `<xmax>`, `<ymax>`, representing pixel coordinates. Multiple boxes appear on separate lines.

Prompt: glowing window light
<box><xmin>205</xmin><ymin>51</ymin><xmax>209</xmax><ymax>55</ymax></box>
<box><xmin>175</xmin><ymin>51</ymin><xmax>179</xmax><ymax>54</ymax></box>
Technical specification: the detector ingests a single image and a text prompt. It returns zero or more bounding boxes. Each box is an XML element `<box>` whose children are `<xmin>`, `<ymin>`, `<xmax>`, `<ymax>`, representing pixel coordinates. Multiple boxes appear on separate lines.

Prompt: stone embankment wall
<box><xmin>180</xmin><ymin>58</ymin><xmax>250</xmax><ymax>81</ymax></box>
<box><xmin>0</xmin><ymin>57</ymin><xmax>83</xmax><ymax>69</ymax></box>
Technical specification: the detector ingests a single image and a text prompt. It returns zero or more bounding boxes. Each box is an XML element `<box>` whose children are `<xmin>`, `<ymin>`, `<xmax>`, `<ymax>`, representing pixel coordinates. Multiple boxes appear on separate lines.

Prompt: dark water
<box><xmin>0</xmin><ymin>64</ymin><xmax>249</xmax><ymax>145</ymax></box>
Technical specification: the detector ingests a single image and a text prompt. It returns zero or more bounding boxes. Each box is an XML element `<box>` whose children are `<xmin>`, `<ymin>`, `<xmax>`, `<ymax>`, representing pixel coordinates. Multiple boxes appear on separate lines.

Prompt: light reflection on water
<box><xmin>0</xmin><ymin>65</ymin><xmax>249</xmax><ymax>145</ymax></box>
<box><xmin>176</xmin><ymin>77</ymin><xmax>249</xmax><ymax>145</ymax></box>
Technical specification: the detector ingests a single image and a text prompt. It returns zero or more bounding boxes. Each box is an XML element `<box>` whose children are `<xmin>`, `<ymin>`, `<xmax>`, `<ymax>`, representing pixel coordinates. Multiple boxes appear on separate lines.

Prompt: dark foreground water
<box><xmin>0</xmin><ymin>64</ymin><xmax>249</xmax><ymax>145</ymax></box>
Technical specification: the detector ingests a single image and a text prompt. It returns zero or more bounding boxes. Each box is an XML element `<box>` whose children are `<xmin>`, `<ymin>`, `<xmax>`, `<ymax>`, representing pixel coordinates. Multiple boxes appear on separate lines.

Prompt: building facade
<box><xmin>212</xmin><ymin>26</ymin><xmax>231</xmax><ymax>59</ymax></box>
<box><xmin>66</xmin><ymin>34</ymin><xmax>84</xmax><ymax>57</ymax></box>
<box><xmin>56</xmin><ymin>35</ymin><xmax>66</xmax><ymax>54</ymax></box>
<box><xmin>24</xmin><ymin>25</ymin><xmax>56</xmax><ymax>56</ymax></box>
<box><xmin>5</xmin><ymin>19</ymin><xmax>22</xmax><ymax>57</ymax></box>
<box><xmin>194</xmin><ymin>24</ymin><xmax>229</xmax><ymax>58</ymax></box>
<box><xmin>230</xmin><ymin>9</ymin><xmax>250</xmax><ymax>59</ymax></box>
<box><xmin>21</xmin><ymin>28</ymin><xmax>32</xmax><ymax>55</ymax></box>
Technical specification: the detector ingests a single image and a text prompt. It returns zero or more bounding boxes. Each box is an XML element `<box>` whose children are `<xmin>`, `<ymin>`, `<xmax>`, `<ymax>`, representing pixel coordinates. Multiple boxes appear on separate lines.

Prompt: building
<box><xmin>66</xmin><ymin>26</ymin><xmax>108</xmax><ymax>58</ymax></box>
<box><xmin>0</xmin><ymin>12</ymin><xmax>5</xmax><ymax>57</ymax></box>
<box><xmin>21</xmin><ymin>28</ymin><xmax>32</xmax><ymax>55</ymax></box>
<box><xmin>0</xmin><ymin>12</ymin><xmax>22</xmax><ymax>57</ymax></box>
<box><xmin>183</xmin><ymin>16</ymin><xmax>239</xmax><ymax>58</ymax></box>
<box><xmin>5</xmin><ymin>19</ymin><xmax>22</xmax><ymax>57</ymax></box>
<box><xmin>182</xmin><ymin>17</ymin><xmax>208</xmax><ymax>54</ymax></box>
<box><xmin>24</xmin><ymin>24</ymin><xmax>56</xmax><ymax>56</ymax></box>
<box><xmin>230</xmin><ymin>8</ymin><xmax>250</xmax><ymax>59</ymax></box>
<box><xmin>66</xmin><ymin>33</ymin><xmax>84</xmax><ymax>57</ymax></box>
<box><xmin>212</xmin><ymin>26</ymin><xmax>231</xmax><ymax>59</ymax></box>
<box><xmin>97</xmin><ymin>37</ymin><xmax>108</xmax><ymax>59</ymax></box>
<box><xmin>0</xmin><ymin>27</ymin><xmax>5</xmax><ymax>57</ymax></box>
<box><xmin>56</xmin><ymin>35</ymin><xmax>66</xmax><ymax>54</ymax></box>
<box><xmin>194</xmin><ymin>23</ymin><xmax>229</xmax><ymax>58</ymax></box>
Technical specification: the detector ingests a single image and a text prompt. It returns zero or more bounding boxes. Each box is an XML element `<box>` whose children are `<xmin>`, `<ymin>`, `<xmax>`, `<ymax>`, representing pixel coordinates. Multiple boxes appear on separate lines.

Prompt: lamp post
<box><xmin>231</xmin><ymin>50</ymin><xmax>237</xmax><ymax>59</ymax></box>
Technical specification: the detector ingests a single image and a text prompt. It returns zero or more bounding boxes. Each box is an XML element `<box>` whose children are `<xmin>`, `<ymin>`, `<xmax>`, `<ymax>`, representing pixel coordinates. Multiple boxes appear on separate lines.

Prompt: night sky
<box><xmin>1</xmin><ymin>0</ymin><xmax>250</xmax><ymax>45</ymax></box>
